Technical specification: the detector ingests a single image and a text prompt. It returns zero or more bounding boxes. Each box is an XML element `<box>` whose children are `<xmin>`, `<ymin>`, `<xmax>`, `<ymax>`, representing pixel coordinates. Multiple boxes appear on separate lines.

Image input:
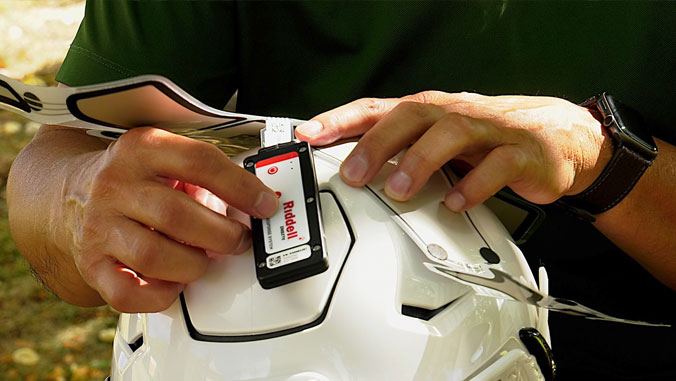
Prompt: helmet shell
<box><xmin>110</xmin><ymin>142</ymin><xmax>546</xmax><ymax>380</ymax></box>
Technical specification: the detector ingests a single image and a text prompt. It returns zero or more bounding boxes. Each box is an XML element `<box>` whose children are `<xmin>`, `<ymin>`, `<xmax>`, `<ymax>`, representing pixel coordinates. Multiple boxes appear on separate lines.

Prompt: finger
<box><xmin>444</xmin><ymin>144</ymin><xmax>527</xmax><ymax>212</ymax></box>
<box><xmin>115</xmin><ymin>128</ymin><xmax>278</xmax><ymax>219</ymax></box>
<box><xmin>186</xmin><ymin>185</ymin><xmax>229</xmax><ymax>216</ymax></box>
<box><xmin>339</xmin><ymin>102</ymin><xmax>447</xmax><ymax>187</ymax></box>
<box><xmin>121</xmin><ymin>181</ymin><xmax>251</xmax><ymax>255</ymax></box>
<box><xmin>295</xmin><ymin>97</ymin><xmax>402</xmax><ymax>145</ymax></box>
<box><xmin>380</xmin><ymin>114</ymin><xmax>488</xmax><ymax>201</ymax></box>
<box><xmin>207</xmin><ymin>207</ymin><xmax>252</xmax><ymax>257</ymax></box>
<box><xmin>92</xmin><ymin>258</ymin><xmax>183</xmax><ymax>313</ymax></box>
<box><xmin>103</xmin><ymin>216</ymin><xmax>210</xmax><ymax>284</ymax></box>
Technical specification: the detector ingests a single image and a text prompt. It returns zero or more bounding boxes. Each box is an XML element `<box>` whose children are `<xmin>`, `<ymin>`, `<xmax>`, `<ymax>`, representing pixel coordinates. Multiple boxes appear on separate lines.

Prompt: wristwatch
<box><xmin>559</xmin><ymin>93</ymin><xmax>658</xmax><ymax>220</ymax></box>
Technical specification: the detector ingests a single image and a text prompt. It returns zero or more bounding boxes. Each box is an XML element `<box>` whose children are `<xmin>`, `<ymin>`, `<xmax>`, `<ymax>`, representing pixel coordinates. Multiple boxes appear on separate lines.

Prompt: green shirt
<box><xmin>56</xmin><ymin>1</ymin><xmax>676</xmax><ymax>378</ymax></box>
<box><xmin>57</xmin><ymin>1</ymin><xmax>675</xmax><ymax>142</ymax></box>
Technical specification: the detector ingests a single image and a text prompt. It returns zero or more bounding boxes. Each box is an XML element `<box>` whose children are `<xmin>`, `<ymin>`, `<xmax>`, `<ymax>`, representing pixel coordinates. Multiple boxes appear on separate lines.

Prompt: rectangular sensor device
<box><xmin>244</xmin><ymin>141</ymin><xmax>328</xmax><ymax>289</ymax></box>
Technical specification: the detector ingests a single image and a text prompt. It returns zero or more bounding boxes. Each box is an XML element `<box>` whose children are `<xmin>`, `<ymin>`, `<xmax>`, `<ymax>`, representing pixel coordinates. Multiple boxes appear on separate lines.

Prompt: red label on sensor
<box><xmin>255</xmin><ymin>152</ymin><xmax>298</xmax><ymax>168</ymax></box>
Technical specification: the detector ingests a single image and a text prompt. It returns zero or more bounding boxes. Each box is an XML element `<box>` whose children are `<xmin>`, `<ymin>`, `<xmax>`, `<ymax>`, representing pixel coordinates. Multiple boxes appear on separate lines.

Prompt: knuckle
<box><xmin>178</xmin><ymin>158</ymin><xmax>204</xmax><ymax>179</ymax></box>
<box><xmin>324</xmin><ymin>112</ymin><xmax>345</xmax><ymax>130</ymax></box>
<box><xmin>456</xmin><ymin>91</ymin><xmax>480</xmax><ymax>101</ymax></box>
<box><xmin>218</xmin><ymin>222</ymin><xmax>247</xmax><ymax>254</ymax></box>
<box><xmin>460</xmin><ymin>178</ymin><xmax>492</xmax><ymax>206</ymax></box>
<box><xmin>128</xmin><ymin>236</ymin><xmax>160</xmax><ymax>274</ymax></box>
<box><xmin>404</xmin><ymin>90</ymin><xmax>443</xmax><ymax>104</ymax></box>
<box><xmin>153</xmin><ymin>200</ymin><xmax>185</xmax><ymax>228</ymax></box>
<box><xmin>406</xmin><ymin>147</ymin><xmax>443</xmax><ymax>173</ymax></box>
<box><xmin>134</xmin><ymin>182</ymin><xmax>156</xmax><ymax>209</ymax></box>
<box><xmin>440</xmin><ymin>114</ymin><xmax>483</xmax><ymax>141</ymax></box>
<box><xmin>184</xmin><ymin>254</ymin><xmax>209</xmax><ymax>281</ymax></box>
<box><xmin>78</xmin><ymin>216</ymin><xmax>114</xmax><ymax>258</ymax></box>
<box><xmin>356</xmin><ymin>97</ymin><xmax>388</xmax><ymax>114</ymax></box>
<box><xmin>180</xmin><ymin>142</ymin><xmax>224</xmax><ymax>176</ymax></box>
<box><xmin>325</xmin><ymin>97</ymin><xmax>388</xmax><ymax>128</ymax></box>
<box><xmin>112</xmin><ymin>129</ymin><xmax>146</xmax><ymax>157</ymax></box>
<box><xmin>114</xmin><ymin>128</ymin><xmax>169</xmax><ymax>164</ymax></box>
<box><xmin>90</xmin><ymin>166</ymin><xmax>123</xmax><ymax>200</ymax></box>
<box><xmin>102</xmin><ymin>284</ymin><xmax>133</xmax><ymax>312</ymax></box>
<box><xmin>118</xmin><ymin>127</ymin><xmax>162</xmax><ymax>148</ymax></box>
<box><xmin>394</xmin><ymin>101</ymin><xmax>436</xmax><ymax>120</ymax></box>
<box><xmin>498</xmin><ymin>146</ymin><xmax>529</xmax><ymax>173</ymax></box>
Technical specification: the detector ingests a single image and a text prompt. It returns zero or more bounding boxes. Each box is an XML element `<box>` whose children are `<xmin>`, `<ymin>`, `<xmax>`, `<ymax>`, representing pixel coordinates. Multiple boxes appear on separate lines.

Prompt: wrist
<box><xmin>7</xmin><ymin>131</ymin><xmax>106</xmax><ymax>305</ymax></box>
<box><xmin>559</xmin><ymin>93</ymin><xmax>658</xmax><ymax>218</ymax></box>
<box><xmin>565</xmin><ymin>113</ymin><xmax>614</xmax><ymax>196</ymax></box>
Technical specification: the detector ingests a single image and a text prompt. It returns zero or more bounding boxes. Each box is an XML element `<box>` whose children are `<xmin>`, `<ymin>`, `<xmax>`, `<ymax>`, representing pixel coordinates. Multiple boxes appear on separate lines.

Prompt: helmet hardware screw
<box><xmin>427</xmin><ymin>243</ymin><xmax>448</xmax><ymax>261</ymax></box>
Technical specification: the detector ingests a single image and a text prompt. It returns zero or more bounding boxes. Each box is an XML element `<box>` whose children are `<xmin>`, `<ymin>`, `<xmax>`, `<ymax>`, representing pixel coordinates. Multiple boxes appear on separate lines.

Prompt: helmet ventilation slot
<box><xmin>401</xmin><ymin>299</ymin><xmax>456</xmax><ymax>321</ymax></box>
<box><xmin>127</xmin><ymin>335</ymin><xmax>144</xmax><ymax>353</ymax></box>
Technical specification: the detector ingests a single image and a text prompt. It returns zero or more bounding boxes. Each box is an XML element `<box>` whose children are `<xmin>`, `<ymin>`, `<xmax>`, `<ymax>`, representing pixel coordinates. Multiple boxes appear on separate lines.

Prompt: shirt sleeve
<box><xmin>56</xmin><ymin>0</ymin><xmax>238</xmax><ymax>109</ymax></box>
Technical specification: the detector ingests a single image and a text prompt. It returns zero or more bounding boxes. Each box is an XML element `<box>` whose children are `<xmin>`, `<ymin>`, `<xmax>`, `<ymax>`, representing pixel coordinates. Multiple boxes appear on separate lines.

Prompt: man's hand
<box><xmin>297</xmin><ymin>91</ymin><xmax>676</xmax><ymax>290</ymax></box>
<box><xmin>296</xmin><ymin>91</ymin><xmax>610</xmax><ymax>212</ymax></box>
<box><xmin>8</xmin><ymin>126</ymin><xmax>278</xmax><ymax>312</ymax></box>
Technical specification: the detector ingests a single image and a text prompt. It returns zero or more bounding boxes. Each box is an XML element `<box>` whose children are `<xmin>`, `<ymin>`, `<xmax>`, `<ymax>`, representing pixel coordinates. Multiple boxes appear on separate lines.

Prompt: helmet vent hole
<box><xmin>401</xmin><ymin>300</ymin><xmax>455</xmax><ymax>321</ymax></box>
<box><xmin>480</xmin><ymin>247</ymin><xmax>500</xmax><ymax>264</ymax></box>
<box><xmin>127</xmin><ymin>335</ymin><xmax>144</xmax><ymax>353</ymax></box>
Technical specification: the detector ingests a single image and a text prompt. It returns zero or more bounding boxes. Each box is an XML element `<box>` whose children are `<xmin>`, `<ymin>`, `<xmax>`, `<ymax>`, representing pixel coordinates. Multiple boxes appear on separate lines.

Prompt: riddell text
<box><xmin>282</xmin><ymin>201</ymin><xmax>299</xmax><ymax>240</ymax></box>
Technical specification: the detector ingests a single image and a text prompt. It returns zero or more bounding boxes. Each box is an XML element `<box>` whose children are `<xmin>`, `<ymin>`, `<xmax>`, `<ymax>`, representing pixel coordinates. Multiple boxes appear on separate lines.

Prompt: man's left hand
<box><xmin>296</xmin><ymin>91</ymin><xmax>612</xmax><ymax>212</ymax></box>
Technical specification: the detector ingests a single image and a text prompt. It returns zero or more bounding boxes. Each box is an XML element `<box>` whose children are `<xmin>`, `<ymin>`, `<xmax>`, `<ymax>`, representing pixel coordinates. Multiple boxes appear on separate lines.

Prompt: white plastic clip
<box><xmin>260</xmin><ymin>117</ymin><xmax>294</xmax><ymax>148</ymax></box>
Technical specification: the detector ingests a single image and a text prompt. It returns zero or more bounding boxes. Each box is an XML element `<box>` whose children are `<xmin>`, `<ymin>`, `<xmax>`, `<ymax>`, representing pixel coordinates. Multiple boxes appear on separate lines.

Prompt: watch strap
<box><xmin>560</xmin><ymin>143</ymin><xmax>651</xmax><ymax>216</ymax></box>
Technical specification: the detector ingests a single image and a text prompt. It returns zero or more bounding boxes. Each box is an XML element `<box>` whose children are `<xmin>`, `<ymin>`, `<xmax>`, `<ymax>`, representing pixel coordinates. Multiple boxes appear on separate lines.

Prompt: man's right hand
<box><xmin>8</xmin><ymin>126</ymin><xmax>279</xmax><ymax>312</ymax></box>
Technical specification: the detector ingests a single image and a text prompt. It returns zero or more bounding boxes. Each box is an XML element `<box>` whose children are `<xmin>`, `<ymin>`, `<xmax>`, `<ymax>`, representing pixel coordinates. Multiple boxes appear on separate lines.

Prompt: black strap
<box><xmin>560</xmin><ymin>144</ymin><xmax>651</xmax><ymax>216</ymax></box>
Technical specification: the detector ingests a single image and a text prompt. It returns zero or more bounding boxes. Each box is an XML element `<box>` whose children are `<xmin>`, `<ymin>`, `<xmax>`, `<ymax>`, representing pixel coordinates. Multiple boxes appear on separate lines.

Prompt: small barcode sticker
<box><xmin>266</xmin><ymin>245</ymin><xmax>312</xmax><ymax>269</ymax></box>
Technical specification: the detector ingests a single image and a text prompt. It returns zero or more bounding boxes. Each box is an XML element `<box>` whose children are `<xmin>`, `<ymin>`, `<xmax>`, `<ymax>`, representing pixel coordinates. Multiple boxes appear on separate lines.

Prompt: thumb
<box><xmin>295</xmin><ymin>97</ymin><xmax>402</xmax><ymax>146</ymax></box>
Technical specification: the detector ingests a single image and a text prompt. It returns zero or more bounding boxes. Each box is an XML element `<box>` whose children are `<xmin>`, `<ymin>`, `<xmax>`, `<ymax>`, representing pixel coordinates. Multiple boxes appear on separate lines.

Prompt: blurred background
<box><xmin>1</xmin><ymin>1</ymin><xmax>119</xmax><ymax>380</ymax></box>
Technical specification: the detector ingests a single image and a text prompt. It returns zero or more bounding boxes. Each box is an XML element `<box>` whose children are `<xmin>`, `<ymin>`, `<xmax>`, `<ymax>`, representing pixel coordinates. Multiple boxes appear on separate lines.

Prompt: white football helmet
<box><xmin>109</xmin><ymin>142</ymin><xmax>553</xmax><ymax>381</ymax></box>
<box><xmin>0</xmin><ymin>73</ymin><xmax>552</xmax><ymax>380</ymax></box>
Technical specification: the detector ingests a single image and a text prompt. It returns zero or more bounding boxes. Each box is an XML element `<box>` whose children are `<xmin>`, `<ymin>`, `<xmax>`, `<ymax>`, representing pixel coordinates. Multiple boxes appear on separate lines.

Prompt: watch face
<box><xmin>600</xmin><ymin>94</ymin><xmax>658</xmax><ymax>159</ymax></box>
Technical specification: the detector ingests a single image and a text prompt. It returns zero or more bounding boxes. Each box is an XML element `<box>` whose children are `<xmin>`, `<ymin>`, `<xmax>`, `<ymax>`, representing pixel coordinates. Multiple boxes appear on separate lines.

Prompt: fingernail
<box><xmin>385</xmin><ymin>170</ymin><xmax>412</xmax><ymax>200</ymax></box>
<box><xmin>341</xmin><ymin>153</ymin><xmax>369</xmax><ymax>183</ymax></box>
<box><xmin>296</xmin><ymin>120</ymin><xmax>323</xmax><ymax>137</ymax></box>
<box><xmin>445</xmin><ymin>191</ymin><xmax>466</xmax><ymax>212</ymax></box>
<box><xmin>254</xmin><ymin>191</ymin><xmax>279</xmax><ymax>218</ymax></box>
<box><xmin>234</xmin><ymin>228</ymin><xmax>252</xmax><ymax>253</ymax></box>
<box><xmin>207</xmin><ymin>194</ymin><xmax>227</xmax><ymax>215</ymax></box>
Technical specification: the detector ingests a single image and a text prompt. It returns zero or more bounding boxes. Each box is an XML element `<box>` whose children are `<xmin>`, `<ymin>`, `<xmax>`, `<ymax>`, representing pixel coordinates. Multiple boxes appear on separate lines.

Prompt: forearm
<box><xmin>7</xmin><ymin>125</ymin><xmax>108</xmax><ymax>306</ymax></box>
<box><xmin>594</xmin><ymin>138</ymin><xmax>676</xmax><ymax>290</ymax></box>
